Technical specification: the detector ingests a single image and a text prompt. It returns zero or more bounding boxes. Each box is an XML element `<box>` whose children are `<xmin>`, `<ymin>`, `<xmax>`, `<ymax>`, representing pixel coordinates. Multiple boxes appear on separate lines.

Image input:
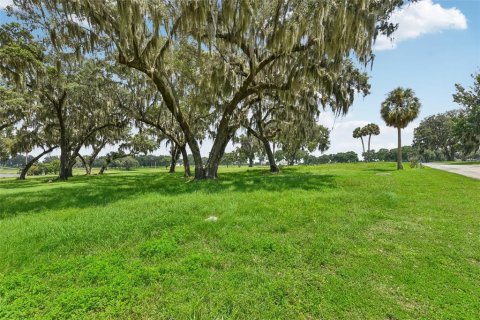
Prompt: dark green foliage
<box><xmin>453</xmin><ymin>73</ymin><xmax>480</xmax><ymax>157</ymax></box>
<box><xmin>413</xmin><ymin>111</ymin><xmax>461</xmax><ymax>161</ymax></box>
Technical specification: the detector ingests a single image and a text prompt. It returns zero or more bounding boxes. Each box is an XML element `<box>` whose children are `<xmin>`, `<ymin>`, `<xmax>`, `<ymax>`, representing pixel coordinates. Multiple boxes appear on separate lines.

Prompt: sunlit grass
<box><xmin>0</xmin><ymin>163</ymin><xmax>478</xmax><ymax>319</ymax></box>
<box><xmin>0</xmin><ymin>167</ymin><xmax>18</xmax><ymax>174</ymax></box>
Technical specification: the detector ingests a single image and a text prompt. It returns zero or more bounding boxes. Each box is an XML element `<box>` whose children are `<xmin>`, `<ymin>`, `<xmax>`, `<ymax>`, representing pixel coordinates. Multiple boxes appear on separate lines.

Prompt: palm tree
<box><xmin>365</xmin><ymin>123</ymin><xmax>381</xmax><ymax>154</ymax></box>
<box><xmin>381</xmin><ymin>88</ymin><xmax>421</xmax><ymax>170</ymax></box>
<box><xmin>353</xmin><ymin>127</ymin><xmax>366</xmax><ymax>154</ymax></box>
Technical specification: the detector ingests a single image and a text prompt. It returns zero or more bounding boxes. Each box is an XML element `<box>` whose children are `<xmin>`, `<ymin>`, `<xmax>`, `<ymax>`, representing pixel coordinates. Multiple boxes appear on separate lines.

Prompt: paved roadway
<box><xmin>423</xmin><ymin>163</ymin><xmax>480</xmax><ymax>180</ymax></box>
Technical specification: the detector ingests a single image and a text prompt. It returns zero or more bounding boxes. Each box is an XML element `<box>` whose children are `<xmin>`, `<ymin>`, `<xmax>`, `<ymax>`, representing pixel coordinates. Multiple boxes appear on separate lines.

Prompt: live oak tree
<box><xmin>97</xmin><ymin>132</ymin><xmax>157</xmax><ymax>175</ymax></box>
<box><xmin>36</xmin><ymin>58</ymin><xmax>128</xmax><ymax>180</ymax></box>
<box><xmin>243</xmin><ymin>96</ymin><xmax>282</xmax><ymax>172</ymax></box>
<box><xmin>278</xmin><ymin>121</ymin><xmax>330</xmax><ymax>166</ymax></box>
<box><xmin>271</xmin><ymin>87</ymin><xmax>333</xmax><ymax>166</ymax></box>
<box><xmin>0</xmin><ymin>86</ymin><xmax>29</xmax><ymax>132</ymax></box>
<box><xmin>9</xmin><ymin>108</ymin><xmax>58</xmax><ymax>180</ymax></box>
<box><xmin>453</xmin><ymin>73</ymin><xmax>480</xmax><ymax>157</ymax></box>
<box><xmin>0</xmin><ymin>23</ymin><xmax>43</xmax><ymax>131</ymax></box>
<box><xmin>80</xmin><ymin>125</ymin><xmax>131</xmax><ymax>176</ymax></box>
<box><xmin>0</xmin><ymin>22</ymin><xmax>43</xmax><ymax>88</ymax></box>
<box><xmin>245</xmin><ymin>58</ymin><xmax>370</xmax><ymax>172</ymax></box>
<box><xmin>117</xmin><ymin>48</ymin><xmax>213</xmax><ymax>177</ymax></box>
<box><xmin>1</xmin><ymin>21</ymin><xmax>128</xmax><ymax>180</ymax></box>
<box><xmin>232</xmin><ymin>134</ymin><xmax>264</xmax><ymax>168</ymax></box>
<box><xmin>0</xmin><ymin>23</ymin><xmax>56</xmax><ymax>177</ymax></box>
<box><xmin>413</xmin><ymin>111</ymin><xmax>460</xmax><ymax>161</ymax></box>
<box><xmin>13</xmin><ymin>0</ymin><xmax>410</xmax><ymax>179</ymax></box>
<box><xmin>381</xmin><ymin>87</ymin><xmax>421</xmax><ymax>170</ymax></box>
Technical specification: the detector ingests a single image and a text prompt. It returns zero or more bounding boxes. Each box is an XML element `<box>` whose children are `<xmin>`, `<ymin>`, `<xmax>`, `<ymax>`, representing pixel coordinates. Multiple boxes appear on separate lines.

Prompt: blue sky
<box><xmin>1</xmin><ymin>0</ymin><xmax>479</xmax><ymax>157</ymax></box>
<box><xmin>320</xmin><ymin>0</ymin><xmax>480</xmax><ymax>155</ymax></box>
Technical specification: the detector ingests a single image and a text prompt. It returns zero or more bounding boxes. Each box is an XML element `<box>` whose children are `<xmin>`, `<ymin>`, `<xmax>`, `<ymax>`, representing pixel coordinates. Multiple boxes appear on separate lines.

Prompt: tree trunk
<box><xmin>397</xmin><ymin>127</ymin><xmax>403</xmax><ymax>170</ymax></box>
<box><xmin>85</xmin><ymin>143</ymin><xmax>105</xmax><ymax>176</ymax></box>
<box><xmin>368</xmin><ymin>135</ymin><xmax>372</xmax><ymax>153</ymax></box>
<box><xmin>190</xmin><ymin>144</ymin><xmax>204</xmax><ymax>179</ymax></box>
<box><xmin>445</xmin><ymin>148</ymin><xmax>455</xmax><ymax>161</ymax></box>
<box><xmin>59</xmin><ymin>145</ymin><xmax>69</xmax><ymax>181</ymax></box>
<box><xmin>262</xmin><ymin>139</ymin><xmax>279</xmax><ymax>173</ymax></box>
<box><xmin>179</xmin><ymin>145</ymin><xmax>191</xmax><ymax>177</ymax></box>
<box><xmin>204</xmin><ymin>126</ymin><xmax>234</xmax><ymax>179</ymax></box>
<box><xmin>149</xmin><ymin>72</ymin><xmax>205</xmax><ymax>179</ymax></box>
<box><xmin>248</xmin><ymin>157</ymin><xmax>254</xmax><ymax>167</ymax></box>
<box><xmin>360</xmin><ymin>137</ymin><xmax>365</xmax><ymax>156</ymax></box>
<box><xmin>99</xmin><ymin>165</ymin><xmax>107</xmax><ymax>175</ymax></box>
<box><xmin>246</xmin><ymin>126</ymin><xmax>278</xmax><ymax>173</ymax></box>
<box><xmin>67</xmin><ymin>163</ymin><xmax>74</xmax><ymax>178</ymax></box>
<box><xmin>19</xmin><ymin>147</ymin><xmax>57</xmax><ymax>180</ymax></box>
<box><xmin>169</xmin><ymin>144</ymin><xmax>180</xmax><ymax>173</ymax></box>
<box><xmin>77</xmin><ymin>154</ymin><xmax>90</xmax><ymax>175</ymax></box>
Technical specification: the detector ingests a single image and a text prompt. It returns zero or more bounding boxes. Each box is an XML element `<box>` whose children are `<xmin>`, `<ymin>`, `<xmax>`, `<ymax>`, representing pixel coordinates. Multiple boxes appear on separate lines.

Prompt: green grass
<box><xmin>0</xmin><ymin>163</ymin><xmax>479</xmax><ymax>319</ymax></box>
<box><xmin>0</xmin><ymin>167</ymin><xmax>18</xmax><ymax>174</ymax></box>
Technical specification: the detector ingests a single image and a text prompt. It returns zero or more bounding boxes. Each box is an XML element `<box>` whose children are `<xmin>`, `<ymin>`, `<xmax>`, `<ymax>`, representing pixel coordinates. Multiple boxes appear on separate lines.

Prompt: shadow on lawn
<box><xmin>0</xmin><ymin>169</ymin><xmax>336</xmax><ymax>219</ymax></box>
<box><xmin>362</xmin><ymin>168</ymin><xmax>396</xmax><ymax>173</ymax></box>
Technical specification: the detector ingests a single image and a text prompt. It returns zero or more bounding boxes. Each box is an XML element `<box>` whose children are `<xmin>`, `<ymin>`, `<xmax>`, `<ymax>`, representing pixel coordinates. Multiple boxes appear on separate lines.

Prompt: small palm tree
<box><xmin>364</xmin><ymin>123</ymin><xmax>380</xmax><ymax>154</ymax></box>
<box><xmin>353</xmin><ymin>127</ymin><xmax>366</xmax><ymax>154</ymax></box>
<box><xmin>381</xmin><ymin>88</ymin><xmax>421</xmax><ymax>170</ymax></box>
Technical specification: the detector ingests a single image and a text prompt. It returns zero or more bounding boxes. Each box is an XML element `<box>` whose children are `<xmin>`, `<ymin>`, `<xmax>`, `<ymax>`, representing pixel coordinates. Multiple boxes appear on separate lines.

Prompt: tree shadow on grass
<box><xmin>362</xmin><ymin>167</ymin><xmax>397</xmax><ymax>172</ymax></box>
<box><xmin>0</xmin><ymin>169</ymin><xmax>336</xmax><ymax>219</ymax></box>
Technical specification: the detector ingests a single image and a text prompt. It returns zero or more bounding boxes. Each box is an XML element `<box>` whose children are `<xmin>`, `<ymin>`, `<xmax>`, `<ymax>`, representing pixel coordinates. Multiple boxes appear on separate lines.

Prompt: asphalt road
<box><xmin>424</xmin><ymin>163</ymin><xmax>480</xmax><ymax>180</ymax></box>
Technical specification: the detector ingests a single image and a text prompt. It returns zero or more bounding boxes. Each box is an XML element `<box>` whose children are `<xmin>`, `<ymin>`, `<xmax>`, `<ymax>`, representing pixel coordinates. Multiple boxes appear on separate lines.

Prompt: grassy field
<box><xmin>0</xmin><ymin>167</ymin><xmax>19</xmax><ymax>174</ymax></box>
<box><xmin>0</xmin><ymin>163</ymin><xmax>478</xmax><ymax>319</ymax></box>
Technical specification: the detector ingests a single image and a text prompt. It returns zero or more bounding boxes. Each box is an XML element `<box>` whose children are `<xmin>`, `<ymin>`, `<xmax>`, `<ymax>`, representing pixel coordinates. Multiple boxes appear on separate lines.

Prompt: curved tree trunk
<box><xmin>169</xmin><ymin>144</ymin><xmax>180</xmax><ymax>173</ymax></box>
<box><xmin>99</xmin><ymin>157</ymin><xmax>112</xmax><ymax>175</ymax></box>
<box><xmin>148</xmin><ymin>72</ymin><xmax>205</xmax><ymax>179</ymax></box>
<box><xmin>246</xmin><ymin>126</ymin><xmax>278</xmax><ymax>173</ymax></box>
<box><xmin>19</xmin><ymin>147</ymin><xmax>57</xmax><ymax>180</ymax></box>
<box><xmin>204</xmin><ymin>131</ymin><xmax>231</xmax><ymax>179</ymax></box>
<box><xmin>179</xmin><ymin>145</ymin><xmax>191</xmax><ymax>177</ymax></box>
<box><xmin>360</xmin><ymin>136</ymin><xmax>366</xmax><ymax>157</ymax></box>
<box><xmin>77</xmin><ymin>154</ymin><xmax>90</xmax><ymax>175</ymax></box>
<box><xmin>397</xmin><ymin>127</ymin><xmax>403</xmax><ymax>170</ymax></box>
<box><xmin>204</xmin><ymin>126</ymin><xmax>236</xmax><ymax>179</ymax></box>
<box><xmin>99</xmin><ymin>165</ymin><xmax>107</xmax><ymax>175</ymax></box>
<box><xmin>262</xmin><ymin>139</ymin><xmax>279</xmax><ymax>173</ymax></box>
<box><xmin>445</xmin><ymin>148</ymin><xmax>455</xmax><ymax>161</ymax></box>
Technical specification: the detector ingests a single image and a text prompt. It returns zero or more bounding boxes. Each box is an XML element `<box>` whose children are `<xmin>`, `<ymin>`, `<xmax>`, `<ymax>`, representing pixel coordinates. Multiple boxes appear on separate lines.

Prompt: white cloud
<box><xmin>375</xmin><ymin>0</ymin><xmax>467</xmax><ymax>50</ymax></box>
<box><xmin>0</xmin><ymin>0</ymin><xmax>13</xmax><ymax>9</ymax></box>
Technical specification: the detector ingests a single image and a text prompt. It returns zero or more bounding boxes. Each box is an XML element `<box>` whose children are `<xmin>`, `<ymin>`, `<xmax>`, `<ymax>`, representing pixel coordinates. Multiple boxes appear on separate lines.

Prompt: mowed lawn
<box><xmin>0</xmin><ymin>163</ymin><xmax>478</xmax><ymax>319</ymax></box>
<box><xmin>0</xmin><ymin>167</ymin><xmax>19</xmax><ymax>174</ymax></box>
